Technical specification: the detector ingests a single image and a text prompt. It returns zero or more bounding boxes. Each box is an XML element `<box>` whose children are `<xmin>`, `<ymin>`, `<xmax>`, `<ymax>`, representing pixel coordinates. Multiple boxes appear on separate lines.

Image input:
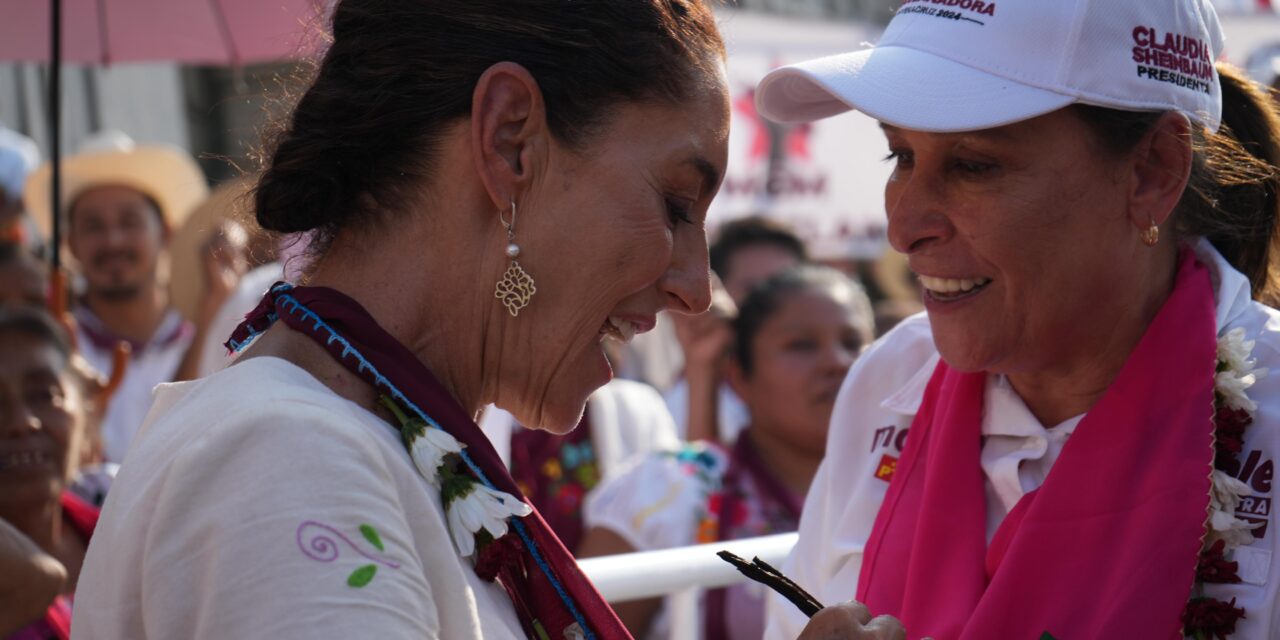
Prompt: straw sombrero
<box><xmin>25</xmin><ymin>131</ymin><xmax>209</xmax><ymax>239</ymax></box>
<box><xmin>169</xmin><ymin>176</ymin><xmax>257</xmax><ymax>321</ymax></box>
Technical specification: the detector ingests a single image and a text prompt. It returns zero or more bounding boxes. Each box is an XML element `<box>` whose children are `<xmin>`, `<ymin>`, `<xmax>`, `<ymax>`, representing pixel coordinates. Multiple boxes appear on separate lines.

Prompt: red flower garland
<box><xmin>1182</xmin><ymin>597</ymin><xmax>1246</xmax><ymax>640</ymax></box>
<box><xmin>1183</xmin><ymin>362</ymin><xmax>1256</xmax><ymax>638</ymax></box>
<box><xmin>1195</xmin><ymin>540</ymin><xmax>1242</xmax><ymax>585</ymax></box>
<box><xmin>1213</xmin><ymin>408</ymin><xmax>1251</xmax><ymax>473</ymax></box>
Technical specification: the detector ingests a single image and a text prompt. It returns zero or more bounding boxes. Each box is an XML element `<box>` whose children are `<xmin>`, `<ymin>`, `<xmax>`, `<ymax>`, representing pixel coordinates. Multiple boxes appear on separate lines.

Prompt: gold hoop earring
<box><xmin>494</xmin><ymin>198</ymin><xmax>536</xmax><ymax>317</ymax></box>
<box><xmin>1141</xmin><ymin>217</ymin><xmax>1159</xmax><ymax>247</ymax></box>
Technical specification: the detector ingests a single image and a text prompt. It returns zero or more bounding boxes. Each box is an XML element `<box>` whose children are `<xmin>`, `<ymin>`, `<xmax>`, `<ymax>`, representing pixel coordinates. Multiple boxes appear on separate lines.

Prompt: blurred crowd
<box><xmin>1</xmin><ymin>59</ymin><xmax>1278</xmax><ymax>640</ymax></box>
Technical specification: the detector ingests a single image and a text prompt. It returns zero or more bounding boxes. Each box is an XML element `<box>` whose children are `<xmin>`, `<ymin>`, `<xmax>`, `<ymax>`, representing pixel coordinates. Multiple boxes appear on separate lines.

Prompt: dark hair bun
<box><xmin>253</xmin><ymin>0</ymin><xmax>725</xmax><ymax>249</ymax></box>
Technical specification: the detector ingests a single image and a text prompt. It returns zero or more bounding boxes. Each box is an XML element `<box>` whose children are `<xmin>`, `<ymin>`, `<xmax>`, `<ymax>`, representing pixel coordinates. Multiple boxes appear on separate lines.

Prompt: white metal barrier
<box><xmin>578</xmin><ymin>533</ymin><xmax>799</xmax><ymax>640</ymax></box>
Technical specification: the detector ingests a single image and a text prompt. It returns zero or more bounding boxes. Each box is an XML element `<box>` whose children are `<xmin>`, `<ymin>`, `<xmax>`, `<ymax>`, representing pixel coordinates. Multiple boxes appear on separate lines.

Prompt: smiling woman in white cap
<box><xmin>755</xmin><ymin>1</ymin><xmax>1280</xmax><ymax>639</ymax></box>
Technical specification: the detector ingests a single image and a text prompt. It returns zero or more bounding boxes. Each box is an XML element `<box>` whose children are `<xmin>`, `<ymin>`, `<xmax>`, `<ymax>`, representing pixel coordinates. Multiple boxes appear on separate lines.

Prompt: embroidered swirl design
<box><xmin>296</xmin><ymin>521</ymin><xmax>402</xmax><ymax>569</ymax></box>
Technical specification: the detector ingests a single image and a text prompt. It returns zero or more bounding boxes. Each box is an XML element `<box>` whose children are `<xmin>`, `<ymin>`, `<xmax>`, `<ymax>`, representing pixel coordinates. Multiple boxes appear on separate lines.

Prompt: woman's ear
<box><xmin>470</xmin><ymin>62</ymin><xmax>548</xmax><ymax>211</ymax></box>
<box><xmin>1126</xmin><ymin>111</ymin><xmax>1193</xmax><ymax>233</ymax></box>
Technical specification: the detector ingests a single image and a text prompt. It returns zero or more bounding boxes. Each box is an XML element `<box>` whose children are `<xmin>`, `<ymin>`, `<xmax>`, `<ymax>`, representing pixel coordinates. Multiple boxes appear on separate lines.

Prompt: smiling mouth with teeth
<box><xmin>0</xmin><ymin>450</ymin><xmax>55</xmax><ymax>472</ymax></box>
<box><xmin>599</xmin><ymin>316</ymin><xmax>639</xmax><ymax>344</ymax></box>
<box><xmin>918</xmin><ymin>275</ymin><xmax>993</xmax><ymax>300</ymax></box>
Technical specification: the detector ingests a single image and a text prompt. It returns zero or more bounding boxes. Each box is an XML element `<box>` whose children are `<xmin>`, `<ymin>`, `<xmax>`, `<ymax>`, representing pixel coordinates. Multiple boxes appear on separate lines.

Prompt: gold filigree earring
<box><xmin>494</xmin><ymin>199</ymin><xmax>536</xmax><ymax>317</ymax></box>
<box><xmin>1141</xmin><ymin>217</ymin><xmax>1160</xmax><ymax>247</ymax></box>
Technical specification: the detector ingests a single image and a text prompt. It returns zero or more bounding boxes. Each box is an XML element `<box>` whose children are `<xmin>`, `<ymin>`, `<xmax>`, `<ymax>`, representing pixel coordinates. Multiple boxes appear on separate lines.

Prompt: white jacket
<box><xmin>765</xmin><ymin>240</ymin><xmax>1280</xmax><ymax>639</ymax></box>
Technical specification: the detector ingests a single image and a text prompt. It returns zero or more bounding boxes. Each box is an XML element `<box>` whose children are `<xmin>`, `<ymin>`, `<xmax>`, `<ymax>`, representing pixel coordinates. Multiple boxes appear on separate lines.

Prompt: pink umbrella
<box><xmin>0</xmin><ymin>0</ymin><xmax>328</xmax><ymax>65</ymax></box>
<box><xmin>0</xmin><ymin>0</ymin><xmax>329</xmax><ymax>270</ymax></box>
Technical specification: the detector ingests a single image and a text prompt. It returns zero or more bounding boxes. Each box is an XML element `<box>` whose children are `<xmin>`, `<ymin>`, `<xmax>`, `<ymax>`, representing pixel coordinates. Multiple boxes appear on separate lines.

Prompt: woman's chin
<box><xmin>934</xmin><ymin>331</ymin><xmax>1000</xmax><ymax>374</ymax></box>
<box><xmin>513</xmin><ymin>400</ymin><xmax>588</xmax><ymax>435</ymax></box>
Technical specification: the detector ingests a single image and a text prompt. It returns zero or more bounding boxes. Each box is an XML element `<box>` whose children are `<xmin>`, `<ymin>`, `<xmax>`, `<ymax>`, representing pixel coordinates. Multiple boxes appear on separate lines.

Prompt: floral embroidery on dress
<box><xmin>659</xmin><ymin>444</ymin><xmax>730</xmax><ymax>544</ymax></box>
<box><xmin>296</xmin><ymin>521</ymin><xmax>401</xmax><ymax>588</ymax></box>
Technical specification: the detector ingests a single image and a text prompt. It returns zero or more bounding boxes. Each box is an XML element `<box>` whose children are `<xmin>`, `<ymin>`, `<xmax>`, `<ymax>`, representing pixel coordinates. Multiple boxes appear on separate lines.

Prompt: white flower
<box><xmin>1214</xmin><ymin>328</ymin><xmax>1269</xmax><ymax>412</ymax></box>
<box><xmin>1207</xmin><ymin>470</ymin><xmax>1261</xmax><ymax>553</ymax></box>
<box><xmin>1208</xmin><ymin>509</ymin><xmax>1262</xmax><ymax>551</ymax></box>
<box><xmin>1218</xmin><ymin>328</ymin><xmax>1258</xmax><ymax>374</ymax></box>
<box><xmin>1210</xmin><ymin>469</ymin><xmax>1252</xmax><ymax>515</ymax></box>
<box><xmin>408</xmin><ymin>428</ymin><xmax>464</xmax><ymax>486</ymax></box>
<box><xmin>446</xmin><ymin>484</ymin><xmax>533</xmax><ymax>557</ymax></box>
<box><xmin>1216</xmin><ymin>369</ymin><xmax>1262</xmax><ymax>412</ymax></box>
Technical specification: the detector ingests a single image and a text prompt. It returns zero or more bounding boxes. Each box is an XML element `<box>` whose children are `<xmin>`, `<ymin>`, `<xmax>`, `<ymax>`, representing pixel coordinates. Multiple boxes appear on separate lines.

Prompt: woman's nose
<box><xmin>0</xmin><ymin>399</ymin><xmax>40</xmax><ymax>438</ymax></box>
<box><xmin>886</xmin><ymin>170</ymin><xmax>953</xmax><ymax>255</ymax></box>
<box><xmin>823</xmin><ymin>342</ymin><xmax>858</xmax><ymax>377</ymax></box>
<box><xmin>661</xmin><ymin>234</ymin><xmax>713</xmax><ymax>315</ymax></box>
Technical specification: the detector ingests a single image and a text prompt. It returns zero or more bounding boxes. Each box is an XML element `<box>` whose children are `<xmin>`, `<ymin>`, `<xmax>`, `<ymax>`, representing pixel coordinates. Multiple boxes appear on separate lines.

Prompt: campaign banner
<box><xmin>713</xmin><ymin>11</ymin><xmax>893</xmax><ymax>260</ymax></box>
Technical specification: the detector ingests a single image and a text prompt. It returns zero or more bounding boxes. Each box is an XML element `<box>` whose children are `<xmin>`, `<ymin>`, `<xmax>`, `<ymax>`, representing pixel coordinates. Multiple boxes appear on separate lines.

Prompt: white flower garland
<box><xmin>1183</xmin><ymin>328</ymin><xmax>1271</xmax><ymax>639</ymax></box>
<box><xmin>380</xmin><ymin>397</ymin><xmax>532</xmax><ymax>558</ymax></box>
<box><xmin>1208</xmin><ymin>329</ymin><xmax>1267</xmax><ymax>552</ymax></box>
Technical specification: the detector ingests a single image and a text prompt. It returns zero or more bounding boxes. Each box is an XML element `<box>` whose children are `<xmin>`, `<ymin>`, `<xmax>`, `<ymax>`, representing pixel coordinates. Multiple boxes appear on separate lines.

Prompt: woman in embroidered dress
<box><xmin>0</xmin><ymin>308</ymin><xmax>99</xmax><ymax>640</ymax></box>
<box><xmin>754</xmin><ymin>1</ymin><xmax>1280</xmax><ymax>639</ymax></box>
<box><xmin>71</xmin><ymin>1</ymin><xmax>728</xmax><ymax>639</ymax></box>
<box><xmin>579</xmin><ymin>265</ymin><xmax>875</xmax><ymax>639</ymax></box>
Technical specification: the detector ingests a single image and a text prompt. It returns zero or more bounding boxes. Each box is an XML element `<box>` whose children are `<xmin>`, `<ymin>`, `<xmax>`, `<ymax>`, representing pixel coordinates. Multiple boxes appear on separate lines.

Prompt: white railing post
<box><xmin>667</xmin><ymin>587</ymin><xmax>702</xmax><ymax>640</ymax></box>
<box><xmin>578</xmin><ymin>532</ymin><xmax>800</xmax><ymax>603</ymax></box>
<box><xmin>580</xmin><ymin>534</ymin><xmax>864</xmax><ymax>638</ymax></box>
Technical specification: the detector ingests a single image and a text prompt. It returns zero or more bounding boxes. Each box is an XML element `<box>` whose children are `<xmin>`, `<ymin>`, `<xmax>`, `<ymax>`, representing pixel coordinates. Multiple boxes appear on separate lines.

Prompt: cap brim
<box><xmin>756</xmin><ymin>45</ymin><xmax>1076</xmax><ymax>132</ymax></box>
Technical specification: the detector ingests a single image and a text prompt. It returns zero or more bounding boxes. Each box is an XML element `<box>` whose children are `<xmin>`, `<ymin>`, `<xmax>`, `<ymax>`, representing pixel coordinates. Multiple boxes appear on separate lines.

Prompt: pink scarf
<box><xmin>857</xmin><ymin>249</ymin><xmax>1218</xmax><ymax>639</ymax></box>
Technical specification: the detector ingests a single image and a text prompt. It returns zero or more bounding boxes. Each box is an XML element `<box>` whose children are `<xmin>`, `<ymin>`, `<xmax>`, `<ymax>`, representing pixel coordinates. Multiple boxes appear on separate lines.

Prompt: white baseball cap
<box><xmin>756</xmin><ymin>0</ymin><xmax>1225</xmax><ymax>133</ymax></box>
<box><xmin>0</xmin><ymin>125</ymin><xmax>39</xmax><ymax>205</ymax></box>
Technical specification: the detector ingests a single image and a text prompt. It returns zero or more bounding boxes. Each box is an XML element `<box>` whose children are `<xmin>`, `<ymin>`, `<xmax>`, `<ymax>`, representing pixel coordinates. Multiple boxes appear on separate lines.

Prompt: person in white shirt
<box><xmin>582</xmin><ymin>266</ymin><xmax>875</xmax><ymax>640</ymax></box>
<box><xmin>26</xmin><ymin>132</ymin><xmax>208</xmax><ymax>464</ymax></box>
<box><xmin>752</xmin><ymin>0</ymin><xmax>1280</xmax><ymax>638</ymax></box>
<box><xmin>666</xmin><ymin>217</ymin><xmax>809</xmax><ymax>443</ymax></box>
<box><xmin>478</xmin><ymin>378</ymin><xmax>680</xmax><ymax>554</ymax></box>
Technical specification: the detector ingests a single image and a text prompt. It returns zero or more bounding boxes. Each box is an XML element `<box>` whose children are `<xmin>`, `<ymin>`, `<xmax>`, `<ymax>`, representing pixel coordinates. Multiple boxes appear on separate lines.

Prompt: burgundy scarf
<box><xmin>227</xmin><ymin>284</ymin><xmax>630</xmax><ymax>640</ymax></box>
<box><xmin>857</xmin><ymin>249</ymin><xmax>1218</xmax><ymax>639</ymax></box>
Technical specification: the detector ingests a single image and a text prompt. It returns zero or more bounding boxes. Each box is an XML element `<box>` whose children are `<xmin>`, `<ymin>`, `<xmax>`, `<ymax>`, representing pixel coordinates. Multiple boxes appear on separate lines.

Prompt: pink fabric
<box><xmin>0</xmin><ymin>0</ymin><xmax>326</xmax><ymax>65</ymax></box>
<box><xmin>857</xmin><ymin>249</ymin><xmax>1219</xmax><ymax>640</ymax></box>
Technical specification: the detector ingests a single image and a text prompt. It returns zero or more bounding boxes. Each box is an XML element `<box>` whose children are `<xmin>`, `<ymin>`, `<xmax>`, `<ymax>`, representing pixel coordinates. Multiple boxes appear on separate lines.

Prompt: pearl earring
<box><xmin>494</xmin><ymin>198</ymin><xmax>536</xmax><ymax>317</ymax></box>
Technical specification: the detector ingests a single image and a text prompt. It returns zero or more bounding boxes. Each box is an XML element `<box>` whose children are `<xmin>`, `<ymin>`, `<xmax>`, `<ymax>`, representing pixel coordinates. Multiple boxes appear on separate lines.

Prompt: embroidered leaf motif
<box><xmin>347</xmin><ymin>564</ymin><xmax>378</xmax><ymax>588</ymax></box>
<box><xmin>359</xmin><ymin>524</ymin><xmax>385</xmax><ymax>552</ymax></box>
<box><xmin>1040</xmin><ymin>633</ymin><xmax>1056</xmax><ymax>640</ymax></box>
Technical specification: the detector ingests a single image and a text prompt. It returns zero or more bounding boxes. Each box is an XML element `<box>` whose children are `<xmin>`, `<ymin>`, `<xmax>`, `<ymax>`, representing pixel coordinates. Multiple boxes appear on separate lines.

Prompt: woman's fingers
<box><xmin>797</xmin><ymin>601</ymin><xmax>870</xmax><ymax>639</ymax></box>
<box><xmin>863</xmin><ymin>615</ymin><xmax>907</xmax><ymax>640</ymax></box>
<box><xmin>797</xmin><ymin>602</ymin><xmax>910</xmax><ymax>640</ymax></box>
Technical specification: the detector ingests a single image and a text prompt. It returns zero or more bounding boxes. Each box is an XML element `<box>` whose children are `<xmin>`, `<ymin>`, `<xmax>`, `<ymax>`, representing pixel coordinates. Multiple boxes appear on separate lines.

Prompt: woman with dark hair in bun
<box><xmin>72</xmin><ymin>2</ymin><xmax>729</xmax><ymax>638</ymax></box>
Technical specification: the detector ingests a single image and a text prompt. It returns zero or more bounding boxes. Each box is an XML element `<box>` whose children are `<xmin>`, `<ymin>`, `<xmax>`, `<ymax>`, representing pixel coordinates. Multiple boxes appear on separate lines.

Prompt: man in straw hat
<box><xmin>27</xmin><ymin>131</ymin><xmax>209</xmax><ymax>464</ymax></box>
